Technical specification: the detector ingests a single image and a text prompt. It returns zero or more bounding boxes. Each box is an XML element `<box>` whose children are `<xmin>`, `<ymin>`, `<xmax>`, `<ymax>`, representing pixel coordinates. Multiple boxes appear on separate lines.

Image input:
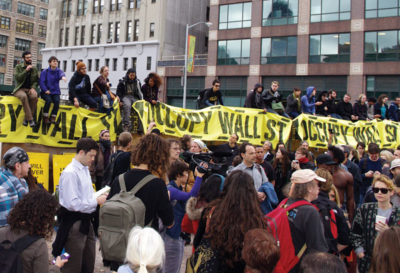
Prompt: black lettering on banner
<box><xmin>333</xmin><ymin>124</ymin><xmax>340</xmax><ymax>143</ymax></box>
<box><xmin>100</xmin><ymin>115</ymin><xmax>111</xmax><ymax>130</ymax></box>
<box><xmin>147</xmin><ymin>103</ymin><xmax>155</xmax><ymax>124</ymax></box>
<box><xmin>8</xmin><ymin>104</ymin><xmax>22</xmax><ymax>132</ymax></box>
<box><xmin>315</xmin><ymin>122</ymin><xmax>325</xmax><ymax>142</ymax></box>
<box><xmin>133</xmin><ymin>101</ymin><xmax>144</xmax><ymax>118</ymax></box>
<box><xmin>165</xmin><ymin>107</ymin><xmax>176</xmax><ymax>128</ymax></box>
<box><xmin>300</xmin><ymin>120</ymin><xmax>308</xmax><ymax>140</ymax></box>
<box><xmin>339</xmin><ymin>125</ymin><xmax>350</xmax><ymax>145</ymax></box>
<box><xmin>218</xmin><ymin>112</ymin><xmax>234</xmax><ymax>135</ymax></box>
<box><xmin>68</xmin><ymin>114</ymin><xmax>80</xmax><ymax>140</ymax></box>
<box><xmin>176</xmin><ymin>113</ymin><xmax>190</xmax><ymax>131</ymax></box>
<box><xmin>155</xmin><ymin>103</ymin><xmax>165</xmax><ymax>125</ymax></box>
<box><xmin>253</xmin><ymin>116</ymin><xmax>260</xmax><ymax>139</ymax></box>
<box><xmin>385</xmin><ymin>124</ymin><xmax>397</xmax><ymax>142</ymax></box>
<box><xmin>112</xmin><ymin>110</ymin><xmax>118</xmax><ymax>134</ymax></box>
<box><xmin>353</xmin><ymin>127</ymin><xmax>366</xmax><ymax>143</ymax></box>
<box><xmin>264</xmin><ymin>119</ymin><xmax>276</xmax><ymax>141</ymax></box>
<box><xmin>234</xmin><ymin>114</ymin><xmax>244</xmax><ymax>139</ymax></box>
<box><xmin>277</xmin><ymin>121</ymin><xmax>287</xmax><ymax>143</ymax></box>
<box><xmin>51</xmin><ymin>112</ymin><xmax>67</xmax><ymax>138</ymax></box>
<box><xmin>244</xmin><ymin>116</ymin><xmax>253</xmax><ymax>138</ymax></box>
<box><xmin>307</xmin><ymin>120</ymin><xmax>318</xmax><ymax>141</ymax></box>
<box><xmin>365</xmin><ymin>126</ymin><xmax>377</xmax><ymax>144</ymax></box>
<box><xmin>0</xmin><ymin>103</ymin><xmax>6</xmax><ymax>120</ymax></box>
<box><xmin>187</xmin><ymin>113</ymin><xmax>201</xmax><ymax>133</ymax></box>
<box><xmin>199</xmin><ymin>111</ymin><xmax>212</xmax><ymax>134</ymax></box>
<box><xmin>81</xmin><ymin>117</ymin><xmax>88</xmax><ymax>138</ymax></box>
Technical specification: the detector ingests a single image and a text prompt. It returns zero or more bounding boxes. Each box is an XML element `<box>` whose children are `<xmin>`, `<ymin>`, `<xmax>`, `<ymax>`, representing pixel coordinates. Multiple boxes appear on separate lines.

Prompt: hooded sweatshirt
<box><xmin>39</xmin><ymin>67</ymin><xmax>66</xmax><ymax>95</ymax></box>
<box><xmin>116</xmin><ymin>68</ymin><xmax>143</xmax><ymax>100</ymax></box>
<box><xmin>245</xmin><ymin>83</ymin><xmax>265</xmax><ymax>109</ymax></box>
<box><xmin>301</xmin><ymin>86</ymin><xmax>316</xmax><ymax>114</ymax></box>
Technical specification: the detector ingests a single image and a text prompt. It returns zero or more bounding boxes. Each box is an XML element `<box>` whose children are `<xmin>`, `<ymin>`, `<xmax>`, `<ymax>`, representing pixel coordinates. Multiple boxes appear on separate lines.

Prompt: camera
<box><xmin>180</xmin><ymin>151</ymin><xmax>231</xmax><ymax>176</ymax></box>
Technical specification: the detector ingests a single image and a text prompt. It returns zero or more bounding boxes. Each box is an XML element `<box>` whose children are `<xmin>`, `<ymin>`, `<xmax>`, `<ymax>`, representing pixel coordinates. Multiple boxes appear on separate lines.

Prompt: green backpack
<box><xmin>99</xmin><ymin>174</ymin><xmax>155</xmax><ymax>263</ymax></box>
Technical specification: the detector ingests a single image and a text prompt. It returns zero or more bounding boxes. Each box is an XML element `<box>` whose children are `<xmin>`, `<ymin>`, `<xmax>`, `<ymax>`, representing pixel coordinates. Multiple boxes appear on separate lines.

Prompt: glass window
<box><xmin>134</xmin><ymin>20</ymin><xmax>139</xmax><ymax>41</ymax></box>
<box><xmin>95</xmin><ymin>59</ymin><xmax>100</xmax><ymax>71</ymax></box>
<box><xmin>115</xmin><ymin>22</ymin><xmax>120</xmax><ymax>43</ymax></box>
<box><xmin>262</xmin><ymin>0</ymin><xmax>298</xmax><ymax>26</ymax></box>
<box><xmin>108</xmin><ymin>22</ymin><xmax>113</xmax><ymax>42</ymax></box>
<box><xmin>38</xmin><ymin>25</ymin><xmax>47</xmax><ymax>38</ymax></box>
<box><xmin>261</xmin><ymin>36</ymin><xmax>297</xmax><ymax>64</ymax></box>
<box><xmin>136</xmin><ymin>0</ymin><xmax>141</xmax><ymax>8</ymax></box>
<box><xmin>74</xmin><ymin>26</ymin><xmax>79</xmax><ymax>45</ymax></box>
<box><xmin>219</xmin><ymin>76</ymin><xmax>248</xmax><ymax>107</ymax></box>
<box><xmin>0</xmin><ymin>73</ymin><xmax>4</xmax><ymax>84</ymax></box>
<box><xmin>117</xmin><ymin>0</ymin><xmax>122</xmax><ymax>10</ymax></box>
<box><xmin>364</xmin><ymin>30</ymin><xmax>400</xmax><ymax>61</ymax></box>
<box><xmin>147</xmin><ymin>56</ymin><xmax>151</xmax><ymax>70</ymax></box>
<box><xmin>167</xmin><ymin>77</ymin><xmax>205</xmax><ymax>109</ymax></box>
<box><xmin>366</xmin><ymin>76</ymin><xmax>400</xmax><ymax>99</ymax></box>
<box><xmin>0</xmin><ymin>16</ymin><xmax>10</xmax><ymax>29</ymax></box>
<box><xmin>97</xmin><ymin>24</ymin><xmax>102</xmax><ymax>44</ymax></box>
<box><xmin>17</xmin><ymin>2</ymin><xmax>35</xmax><ymax>17</ymax></box>
<box><xmin>366</xmin><ymin>0</ymin><xmax>400</xmax><ymax>18</ymax></box>
<box><xmin>93</xmin><ymin>0</ymin><xmax>99</xmax><ymax>13</ymax></box>
<box><xmin>90</xmin><ymin>25</ymin><xmax>95</xmax><ymax>44</ymax></box>
<box><xmin>113</xmin><ymin>58</ymin><xmax>117</xmax><ymax>71</ymax></box>
<box><xmin>309</xmin><ymin>33</ymin><xmax>350</xmax><ymax>63</ymax></box>
<box><xmin>59</xmin><ymin>29</ymin><xmax>63</xmax><ymax>47</ymax></box>
<box><xmin>110</xmin><ymin>0</ymin><xmax>116</xmax><ymax>11</ymax></box>
<box><xmin>218</xmin><ymin>39</ymin><xmax>250</xmax><ymax>65</ymax></box>
<box><xmin>123</xmin><ymin>58</ymin><xmax>128</xmax><ymax>70</ymax></box>
<box><xmin>0</xmin><ymin>0</ymin><xmax>11</xmax><ymax>11</ymax></box>
<box><xmin>0</xmin><ymin>54</ymin><xmax>6</xmax><ymax>66</ymax></box>
<box><xmin>149</xmin><ymin>23</ymin><xmax>154</xmax><ymax>37</ymax></box>
<box><xmin>131</xmin><ymin>57</ymin><xmax>137</xmax><ymax>69</ymax></box>
<box><xmin>15</xmin><ymin>38</ymin><xmax>31</xmax><ymax>52</ymax></box>
<box><xmin>80</xmin><ymin>26</ymin><xmax>85</xmax><ymax>45</ymax></box>
<box><xmin>65</xmin><ymin>27</ymin><xmax>69</xmax><ymax>46</ymax></box>
<box><xmin>14</xmin><ymin>57</ymin><xmax>24</xmax><ymax>67</ymax></box>
<box><xmin>0</xmin><ymin>35</ymin><xmax>7</xmax><ymax>47</ymax></box>
<box><xmin>126</xmin><ymin>21</ymin><xmax>132</xmax><ymax>41</ymax></box>
<box><xmin>129</xmin><ymin>0</ymin><xmax>134</xmax><ymax>8</ymax></box>
<box><xmin>38</xmin><ymin>43</ymin><xmax>45</xmax><ymax>56</ymax></box>
<box><xmin>88</xmin><ymin>59</ymin><xmax>92</xmax><ymax>71</ymax></box>
<box><xmin>62</xmin><ymin>0</ymin><xmax>72</xmax><ymax>17</ymax></box>
<box><xmin>16</xmin><ymin>20</ymin><xmax>34</xmax><ymax>35</ymax></box>
<box><xmin>311</xmin><ymin>0</ymin><xmax>350</xmax><ymax>22</ymax></box>
<box><xmin>40</xmin><ymin>8</ymin><xmax>48</xmax><ymax>20</ymax></box>
<box><xmin>219</xmin><ymin>2</ymin><xmax>252</xmax><ymax>30</ymax></box>
<box><xmin>105</xmin><ymin>58</ymin><xmax>110</xmax><ymax>67</ymax></box>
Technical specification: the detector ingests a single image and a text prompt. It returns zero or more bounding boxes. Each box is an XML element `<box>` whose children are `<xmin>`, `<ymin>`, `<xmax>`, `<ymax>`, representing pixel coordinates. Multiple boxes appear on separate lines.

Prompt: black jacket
<box><xmin>116</xmin><ymin>74</ymin><xmax>142</xmax><ymax>100</ymax></box>
<box><xmin>262</xmin><ymin>89</ymin><xmax>281</xmax><ymax>109</ymax></box>
<box><xmin>353</xmin><ymin>101</ymin><xmax>368</xmax><ymax>120</ymax></box>
<box><xmin>285</xmin><ymin>93</ymin><xmax>301</xmax><ymax>114</ymax></box>
<box><xmin>244</xmin><ymin>84</ymin><xmax>265</xmax><ymax>109</ymax></box>
<box><xmin>336</xmin><ymin>100</ymin><xmax>353</xmax><ymax>120</ymax></box>
<box><xmin>326</xmin><ymin>98</ymin><xmax>337</xmax><ymax>115</ymax></box>
<box><xmin>374</xmin><ymin>102</ymin><xmax>389</xmax><ymax>119</ymax></box>
<box><xmin>68</xmin><ymin>71</ymin><xmax>91</xmax><ymax>100</ymax></box>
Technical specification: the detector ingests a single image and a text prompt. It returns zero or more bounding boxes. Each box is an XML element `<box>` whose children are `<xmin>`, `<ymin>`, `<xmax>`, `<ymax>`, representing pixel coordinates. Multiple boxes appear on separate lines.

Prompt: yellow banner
<box><xmin>377</xmin><ymin>119</ymin><xmax>400</xmax><ymax>150</ymax></box>
<box><xmin>27</xmin><ymin>152</ymin><xmax>49</xmax><ymax>190</ymax></box>
<box><xmin>187</xmin><ymin>35</ymin><xmax>196</xmax><ymax>73</ymax></box>
<box><xmin>0</xmin><ymin>96</ymin><xmax>121</xmax><ymax>147</ymax></box>
<box><xmin>294</xmin><ymin>114</ymin><xmax>386</xmax><ymax>148</ymax></box>
<box><xmin>52</xmin><ymin>153</ymin><xmax>75</xmax><ymax>192</ymax></box>
<box><xmin>132</xmin><ymin>100</ymin><xmax>293</xmax><ymax>147</ymax></box>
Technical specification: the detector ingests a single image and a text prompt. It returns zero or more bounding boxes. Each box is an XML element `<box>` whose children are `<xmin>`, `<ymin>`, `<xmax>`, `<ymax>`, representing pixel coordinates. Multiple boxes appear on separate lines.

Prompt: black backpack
<box><xmin>0</xmin><ymin>235</ymin><xmax>41</xmax><ymax>273</ymax></box>
<box><xmin>101</xmin><ymin>151</ymin><xmax>123</xmax><ymax>188</ymax></box>
<box><xmin>196</xmin><ymin>89</ymin><xmax>208</xmax><ymax>109</ymax></box>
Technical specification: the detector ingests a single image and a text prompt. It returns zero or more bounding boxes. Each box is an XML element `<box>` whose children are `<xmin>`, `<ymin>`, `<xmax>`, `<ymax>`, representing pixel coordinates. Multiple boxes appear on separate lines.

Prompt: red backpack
<box><xmin>265</xmin><ymin>198</ymin><xmax>313</xmax><ymax>273</ymax></box>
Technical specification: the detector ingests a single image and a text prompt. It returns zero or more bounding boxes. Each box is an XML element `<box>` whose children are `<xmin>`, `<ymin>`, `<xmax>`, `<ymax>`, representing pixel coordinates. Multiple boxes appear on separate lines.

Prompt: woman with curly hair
<box><xmin>0</xmin><ymin>189</ymin><xmax>67</xmax><ymax>272</ymax></box>
<box><xmin>106</xmin><ymin>133</ymin><xmax>174</xmax><ymax>271</ymax></box>
<box><xmin>142</xmin><ymin>72</ymin><xmax>161</xmax><ymax>105</ymax></box>
<box><xmin>193</xmin><ymin>170</ymin><xmax>266</xmax><ymax>273</ymax></box>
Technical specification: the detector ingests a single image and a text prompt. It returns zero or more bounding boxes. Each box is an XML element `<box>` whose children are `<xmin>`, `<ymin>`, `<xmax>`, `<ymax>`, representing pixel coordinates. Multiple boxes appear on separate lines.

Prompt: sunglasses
<box><xmin>372</xmin><ymin>187</ymin><xmax>391</xmax><ymax>194</ymax></box>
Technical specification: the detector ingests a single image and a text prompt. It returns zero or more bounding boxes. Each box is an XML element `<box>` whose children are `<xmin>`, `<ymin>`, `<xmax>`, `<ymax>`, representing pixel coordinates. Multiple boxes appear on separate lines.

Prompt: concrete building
<box><xmin>44</xmin><ymin>0</ymin><xmax>209</xmax><ymax>95</ymax></box>
<box><xmin>161</xmin><ymin>0</ymin><xmax>400</xmax><ymax>109</ymax></box>
<box><xmin>0</xmin><ymin>0</ymin><xmax>48</xmax><ymax>88</ymax></box>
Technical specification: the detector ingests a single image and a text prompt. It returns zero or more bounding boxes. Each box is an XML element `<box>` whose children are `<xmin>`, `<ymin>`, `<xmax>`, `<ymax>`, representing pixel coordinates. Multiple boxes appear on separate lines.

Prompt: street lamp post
<box><xmin>183</xmin><ymin>21</ymin><xmax>212</xmax><ymax>109</ymax></box>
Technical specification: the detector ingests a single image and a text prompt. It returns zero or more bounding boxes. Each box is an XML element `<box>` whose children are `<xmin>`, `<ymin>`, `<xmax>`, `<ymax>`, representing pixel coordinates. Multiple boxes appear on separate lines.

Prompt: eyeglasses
<box><xmin>372</xmin><ymin>187</ymin><xmax>391</xmax><ymax>194</ymax></box>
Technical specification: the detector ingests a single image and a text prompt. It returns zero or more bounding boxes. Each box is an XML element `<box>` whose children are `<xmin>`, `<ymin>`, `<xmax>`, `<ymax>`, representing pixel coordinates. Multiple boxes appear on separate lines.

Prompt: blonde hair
<box><xmin>330</xmin><ymin>185</ymin><xmax>340</xmax><ymax>207</ymax></box>
<box><xmin>271</xmin><ymin>81</ymin><xmax>279</xmax><ymax>86</ymax></box>
<box><xmin>125</xmin><ymin>226</ymin><xmax>165</xmax><ymax>273</ymax></box>
<box><xmin>315</xmin><ymin>168</ymin><xmax>333</xmax><ymax>193</ymax></box>
<box><xmin>380</xmin><ymin>150</ymin><xmax>394</xmax><ymax>164</ymax></box>
<box><xmin>372</xmin><ymin>174</ymin><xmax>394</xmax><ymax>191</ymax></box>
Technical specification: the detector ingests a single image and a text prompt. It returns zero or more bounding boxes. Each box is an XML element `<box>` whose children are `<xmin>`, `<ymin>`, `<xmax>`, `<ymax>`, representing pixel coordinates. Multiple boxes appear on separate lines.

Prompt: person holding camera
<box><xmin>262</xmin><ymin>81</ymin><xmax>290</xmax><ymax>118</ymax></box>
<box><xmin>291</xmin><ymin>147</ymin><xmax>315</xmax><ymax>172</ymax></box>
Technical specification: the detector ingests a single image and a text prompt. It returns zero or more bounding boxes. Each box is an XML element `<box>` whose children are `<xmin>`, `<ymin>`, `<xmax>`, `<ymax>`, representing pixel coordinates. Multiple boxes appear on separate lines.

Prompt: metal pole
<box><xmin>183</xmin><ymin>24</ymin><xmax>189</xmax><ymax>108</ymax></box>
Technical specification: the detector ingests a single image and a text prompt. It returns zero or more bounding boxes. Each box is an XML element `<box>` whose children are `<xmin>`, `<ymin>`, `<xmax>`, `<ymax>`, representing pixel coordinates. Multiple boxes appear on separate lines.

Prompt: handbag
<box><xmin>94</xmin><ymin>83</ymin><xmax>112</xmax><ymax>109</ymax></box>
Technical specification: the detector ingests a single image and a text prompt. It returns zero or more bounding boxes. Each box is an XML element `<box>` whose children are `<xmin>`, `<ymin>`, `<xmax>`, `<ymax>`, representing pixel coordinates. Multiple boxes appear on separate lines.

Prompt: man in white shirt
<box><xmin>52</xmin><ymin>138</ymin><xmax>107</xmax><ymax>273</ymax></box>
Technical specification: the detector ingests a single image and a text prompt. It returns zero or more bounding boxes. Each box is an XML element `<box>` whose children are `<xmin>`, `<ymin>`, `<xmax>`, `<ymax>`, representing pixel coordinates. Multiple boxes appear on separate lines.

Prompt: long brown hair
<box><xmin>272</xmin><ymin>147</ymin><xmax>290</xmax><ymax>175</ymax></box>
<box><xmin>131</xmin><ymin>134</ymin><xmax>170</xmax><ymax>179</ymax></box>
<box><xmin>369</xmin><ymin>226</ymin><xmax>400</xmax><ymax>273</ymax></box>
<box><xmin>206</xmin><ymin>170</ymin><xmax>266</xmax><ymax>269</ymax></box>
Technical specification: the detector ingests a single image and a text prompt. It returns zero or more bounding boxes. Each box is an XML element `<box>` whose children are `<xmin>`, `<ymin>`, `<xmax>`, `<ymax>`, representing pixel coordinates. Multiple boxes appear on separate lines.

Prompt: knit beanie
<box><xmin>76</xmin><ymin>61</ymin><xmax>86</xmax><ymax>71</ymax></box>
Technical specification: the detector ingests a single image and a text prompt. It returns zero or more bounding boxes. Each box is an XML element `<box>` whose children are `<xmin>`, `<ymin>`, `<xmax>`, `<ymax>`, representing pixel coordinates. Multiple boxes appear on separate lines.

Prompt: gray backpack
<box><xmin>99</xmin><ymin>173</ymin><xmax>155</xmax><ymax>263</ymax></box>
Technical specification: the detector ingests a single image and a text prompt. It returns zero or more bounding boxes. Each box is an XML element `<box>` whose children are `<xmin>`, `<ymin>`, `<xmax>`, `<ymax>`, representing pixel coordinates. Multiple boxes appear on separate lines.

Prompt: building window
<box><xmin>311</xmin><ymin>0</ymin><xmax>350</xmax><ymax>22</ymax></box>
<box><xmin>80</xmin><ymin>26</ymin><xmax>85</xmax><ymax>45</ymax></box>
<box><xmin>0</xmin><ymin>16</ymin><xmax>10</xmax><ymax>29</ymax></box>
<box><xmin>63</xmin><ymin>60</ymin><xmax>67</xmax><ymax>71</ymax></box>
<box><xmin>117</xmin><ymin>0</ymin><xmax>122</xmax><ymax>10</ymax></box>
<box><xmin>129</xmin><ymin>0</ymin><xmax>134</xmax><ymax>8</ymax></box>
<box><xmin>105</xmin><ymin>58</ymin><xmax>110</xmax><ymax>67</ymax></box>
<box><xmin>110</xmin><ymin>0</ymin><xmax>116</xmax><ymax>11</ymax></box>
<box><xmin>261</xmin><ymin>36</ymin><xmax>297</xmax><ymax>64</ymax></box>
<box><xmin>309</xmin><ymin>33</ymin><xmax>350</xmax><ymax>63</ymax></box>
<box><xmin>16</xmin><ymin>20</ymin><xmax>34</xmax><ymax>35</ymax></box>
<box><xmin>62</xmin><ymin>0</ymin><xmax>72</xmax><ymax>17</ymax></box>
<box><xmin>366</xmin><ymin>76</ymin><xmax>400</xmax><ymax>99</ymax></box>
<box><xmin>123</xmin><ymin>58</ymin><xmax>128</xmax><ymax>70</ymax></box>
<box><xmin>136</xmin><ymin>0</ymin><xmax>141</xmax><ymax>8</ymax></box>
<box><xmin>100</xmin><ymin>0</ymin><xmax>104</xmax><ymax>12</ymax></box>
<box><xmin>17</xmin><ymin>2</ymin><xmax>35</xmax><ymax>17</ymax></box>
<box><xmin>219</xmin><ymin>2</ymin><xmax>252</xmax><ymax>30</ymax></box>
<box><xmin>0</xmin><ymin>54</ymin><xmax>5</xmax><ymax>66</ymax></box>
<box><xmin>72</xmin><ymin>60</ymin><xmax>75</xmax><ymax>72</ymax></box>
<box><xmin>38</xmin><ymin>25</ymin><xmax>46</xmax><ymax>38</ymax></box>
<box><xmin>149</xmin><ymin>23</ymin><xmax>155</xmax><ymax>37</ymax></box>
<box><xmin>152</xmin><ymin>0</ymin><xmax>156</xmax><ymax>3</ymax></box>
<box><xmin>14</xmin><ymin>57</ymin><xmax>24</xmax><ymax>67</ymax></box>
<box><xmin>217</xmin><ymin>39</ymin><xmax>250</xmax><ymax>65</ymax></box>
<box><xmin>365</xmin><ymin>30</ymin><xmax>400</xmax><ymax>61</ymax></box>
<box><xmin>90</xmin><ymin>25</ymin><xmax>96</xmax><ymax>44</ymax></box>
<box><xmin>115</xmin><ymin>22</ymin><xmax>120</xmax><ymax>43</ymax></box>
<box><xmin>59</xmin><ymin>29</ymin><xmax>63</xmax><ymax>47</ymax></box>
<box><xmin>40</xmin><ymin>8</ymin><xmax>48</xmax><ymax>20</ymax></box>
<box><xmin>220</xmin><ymin>76</ymin><xmax>248</xmax><ymax>107</ymax></box>
<box><xmin>15</xmin><ymin>38</ymin><xmax>31</xmax><ymax>51</ymax></box>
<box><xmin>134</xmin><ymin>20</ymin><xmax>139</xmax><ymax>41</ymax></box>
<box><xmin>93</xmin><ymin>0</ymin><xmax>99</xmax><ymax>13</ymax></box>
<box><xmin>113</xmin><ymin>58</ymin><xmax>117</xmax><ymax>71</ymax></box>
<box><xmin>0</xmin><ymin>0</ymin><xmax>11</xmax><ymax>11</ymax></box>
<box><xmin>97</xmin><ymin>24</ymin><xmax>102</xmax><ymax>44</ymax></box>
<box><xmin>77</xmin><ymin>0</ymin><xmax>86</xmax><ymax>16</ymax></box>
<box><xmin>126</xmin><ymin>21</ymin><xmax>132</xmax><ymax>41</ymax></box>
<box><xmin>65</xmin><ymin>27</ymin><xmax>69</xmax><ymax>46</ymax></box>
<box><xmin>131</xmin><ymin>57</ymin><xmax>137</xmax><ymax>69</ymax></box>
<box><xmin>0</xmin><ymin>35</ymin><xmax>7</xmax><ymax>47</ymax></box>
<box><xmin>0</xmin><ymin>73</ymin><xmax>4</xmax><ymax>84</ymax></box>
<box><xmin>147</xmin><ymin>56</ymin><xmax>151</xmax><ymax>70</ymax></box>
<box><xmin>88</xmin><ymin>59</ymin><xmax>92</xmax><ymax>71</ymax></box>
<box><xmin>108</xmin><ymin>22</ymin><xmax>113</xmax><ymax>42</ymax></box>
<box><xmin>262</xmin><ymin>0</ymin><xmax>298</xmax><ymax>26</ymax></box>
<box><xmin>38</xmin><ymin>43</ymin><xmax>45</xmax><ymax>56</ymax></box>
<box><xmin>41</xmin><ymin>0</ymin><xmax>49</xmax><ymax>3</ymax></box>
<box><xmin>366</xmin><ymin>0</ymin><xmax>400</xmax><ymax>18</ymax></box>
<box><xmin>74</xmin><ymin>26</ymin><xmax>79</xmax><ymax>46</ymax></box>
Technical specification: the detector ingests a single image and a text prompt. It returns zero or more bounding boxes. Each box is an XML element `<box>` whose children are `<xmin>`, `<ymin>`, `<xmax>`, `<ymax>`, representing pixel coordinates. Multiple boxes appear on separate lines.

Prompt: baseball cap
<box><xmin>3</xmin><ymin>147</ymin><xmax>29</xmax><ymax>168</ymax></box>
<box><xmin>316</xmin><ymin>154</ymin><xmax>337</xmax><ymax>166</ymax></box>
<box><xmin>291</xmin><ymin>169</ymin><xmax>326</xmax><ymax>184</ymax></box>
<box><xmin>391</xmin><ymin>158</ymin><xmax>400</xmax><ymax>170</ymax></box>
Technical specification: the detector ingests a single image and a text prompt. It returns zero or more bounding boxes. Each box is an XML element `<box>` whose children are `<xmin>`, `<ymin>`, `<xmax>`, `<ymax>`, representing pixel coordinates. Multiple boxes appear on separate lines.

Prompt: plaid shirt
<box><xmin>0</xmin><ymin>167</ymin><xmax>28</xmax><ymax>226</ymax></box>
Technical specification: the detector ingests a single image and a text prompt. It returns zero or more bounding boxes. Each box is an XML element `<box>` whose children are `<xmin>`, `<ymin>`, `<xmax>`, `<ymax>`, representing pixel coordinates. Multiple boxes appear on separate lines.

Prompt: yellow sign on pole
<box><xmin>52</xmin><ymin>154</ymin><xmax>75</xmax><ymax>192</ymax></box>
<box><xmin>27</xmin><ymin>152</ymin><xmax>49</xmax><ymax>190</ymax></box>
<box><xmin>187</xmin><ymin>35</ymin><xmax>196</xmax><ymax>73</ymax></box>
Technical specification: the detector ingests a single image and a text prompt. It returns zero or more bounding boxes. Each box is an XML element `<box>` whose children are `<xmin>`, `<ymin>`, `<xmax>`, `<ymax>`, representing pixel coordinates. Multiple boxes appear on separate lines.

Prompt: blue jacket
<box><xmin>258</xmin><ymin>182</ymin><xmax>278</xmax><ymax>214</ymax></box>
<box><xmin>39</xmin><ymin>67</ymin><xmax>65</xmax><ymax>95</ymax></box>
<box><xmin>301</xmin><ymin>86</ymin><xmax>316</xmax><ymax>114</ymax></box>
<box><xmin>388</xmin><ymin>102</ymin><xmax>400</xmax><ymax>121</ymax></box>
